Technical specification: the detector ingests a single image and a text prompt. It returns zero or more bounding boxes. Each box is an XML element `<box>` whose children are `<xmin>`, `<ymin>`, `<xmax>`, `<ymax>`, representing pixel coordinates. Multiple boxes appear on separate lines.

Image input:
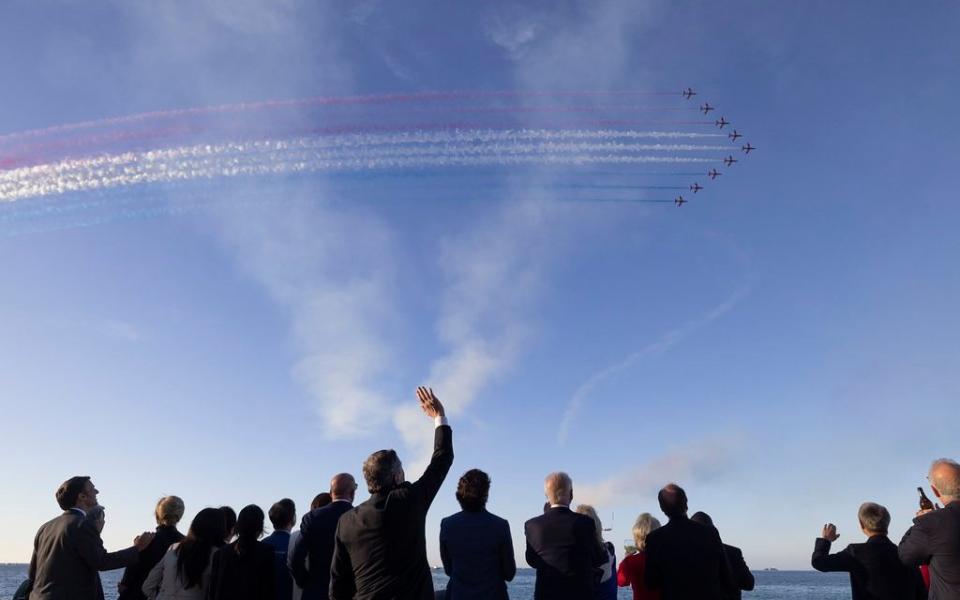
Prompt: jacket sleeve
<box><xmin>74</xmin><ymin>521</ymin><xmax>139</xmax><ymax>571</ymax></box>
<box><xmin>713</xmin><ymin>530</ymin><xmax>736</xmax><ymax>596</ymax></box>
<box><xmin>141</xmin><ymin>551</ymin><xmax>166</xmax><ymax>600</ymax></box>
<box><xmin>524</xmin><ymin>521</ymin><xmax>546</xmax><ymax>571</ymax></box>
<box><xmin>28</xmin><ymin>526</ymin><xmax>40</xmax><ymax>582</ymax></box>
<box><xmin>899</xmin><ymin>519</ymin><xmax>933</xmax><ymax>567</ymax></box>
<box><xmin>811</xmin><ymin>539</ymin><xmax>855</xmax><ymax>572</ymax></box>
<box><xmin>411</xmin><ymin>424</ymin><xmax>454</xmax><ymax>510</ymax></box>
<box><xmin>328</xmin><ymin>522</ymin><xmax>355</xmax><ymax>600</ymax></box>
<box><xmin>289</xmin><ymin>516</ymin><xmax>310</xmax><ymax>587</ymax></box>
<box><xmin>439</xmin><ymin>520</ymin><xmax>452</xmax><ymax>576</ymax></box>
<box><xmin>500</xmin><ymin>521</ymin><xmax>517</xmax><ymax>582</ymax></box>
<box><xmin>729</xmin><ymin>547</ymin><xmax>754</xmax><ymax>591</ymax></box>
<box><xmin>616</xmin><ymin>557</ymin><xmax>630</xmax><ymax>587</ymax></box>
<box><xmin>643</xmin><ymin>539</ymin><xmax>662</xmax><ymax>590</ymax></box>
<box><xmin>583</xmin><ymin>519</ymin><xmax>608</xmax><ymax>568</ymax></box>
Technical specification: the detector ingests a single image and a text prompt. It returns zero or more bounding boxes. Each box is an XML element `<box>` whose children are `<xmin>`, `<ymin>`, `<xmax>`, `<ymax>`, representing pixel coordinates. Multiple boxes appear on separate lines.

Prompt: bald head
<box><xmin>929</xmin><ymin>459</ymin><xmax>960</xmax><ymax>503</ymax></box>
<box><xmin>330</xmin><ymin>473</ymin><xmax>357</xmax><ymax>502</ymax></box>
<box><xmin>658</xmin><ymin>483</ymin><xmax>688</xmax><ymax>520</ymax></box>
<box><xmin>544</xmin><ymin>472</ymin><xmax>573</xmax><ymax>506</ymax></box>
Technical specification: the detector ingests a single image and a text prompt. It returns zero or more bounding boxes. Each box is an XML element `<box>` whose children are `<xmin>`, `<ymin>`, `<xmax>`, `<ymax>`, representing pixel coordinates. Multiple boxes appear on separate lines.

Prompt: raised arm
<box><xmin>899</xmin><ymin>516</ymin><xmax>933</xmax><ymax>567</ymax></box>
<box><xmin>411</xmin><ymin>387</ymin><xmax>454</xmax><ymax>507</ymax></box>
<box><xmin>74</xmin><ymin>521</ymin><xmax>144</xmax><ymax>571</ymax></box>
<box><xmin>811</xmin><ymin>524</ymin><xmax>855</xmax><ymax>572</ymax></box>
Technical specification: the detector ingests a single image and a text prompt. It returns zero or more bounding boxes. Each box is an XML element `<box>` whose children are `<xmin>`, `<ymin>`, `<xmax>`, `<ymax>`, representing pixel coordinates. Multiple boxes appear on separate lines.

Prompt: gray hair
<box><xmin>632</xmin><ymin>513</ymin><xmax>661</xmax><ymax>551</ymax></box>
<box><xmin>544</xmin><ymin>472</ymin><xmax>573</xmax><ymax>505</ymax></box>
<box><xmin>930</xmin><ymin>458</ymin><xmax>960</xmax><ymax>497</ymax></box>
<box><xmin>575</xmin><ymin>504</ymin><xmax>605</xmax><ymax>547</ymax></box>
<box><xmin>858</xmin><ymin>502</ymin><xmax>890</xmax><ymax>534</ymax></box>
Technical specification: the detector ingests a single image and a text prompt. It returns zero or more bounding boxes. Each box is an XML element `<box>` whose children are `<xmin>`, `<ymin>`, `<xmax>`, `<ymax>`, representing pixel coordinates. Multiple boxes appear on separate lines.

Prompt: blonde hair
<box><xmin>155</xmin><ymin>495</ymin><xmax>185</xmax><ymax>526</ymax></box>
<box><xmin>632</xmin><ymin>512</ymin><xmax>661</xmax><ymax>551</ymax></box>
<box><xmin>575</xmin><ymin>504</ymin><xmax>605</xmax><ymax>547</ymax></box>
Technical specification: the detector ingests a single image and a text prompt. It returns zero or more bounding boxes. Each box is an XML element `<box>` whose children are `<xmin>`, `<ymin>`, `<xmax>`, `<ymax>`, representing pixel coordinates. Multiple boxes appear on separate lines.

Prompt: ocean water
<box><xmin>0</xmin><ymin>564</ymin><xmax>851</xmax><ymax>599</ymax></box>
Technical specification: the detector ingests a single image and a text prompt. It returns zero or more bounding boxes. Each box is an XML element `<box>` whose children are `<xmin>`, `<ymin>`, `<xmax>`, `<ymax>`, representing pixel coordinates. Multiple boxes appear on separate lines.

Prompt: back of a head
<box><xmin>544</xmin><ymin>472</ymin><xmax>573</xmax><ymax>506</ymax></box>
<box><xmin>690</xmin><ymin>511</ymin><xmax>715</xmax><ymax>529</ymax></box>
<box><xmin>858</xmin><ymin>502</ymin><xmax>891</xmax><ymax>535</ymax></box>
<box><xmin>363</xmin><ymin>449</ymin><xmax>402</xmax><ymax>494</ymax></box>
<box><xmin>575</xmin><ymin>504</ymin><xmax>604</xmax><ymax>547</ymax></box>
<box><xmin>632</xmin><ymin>513</ymin><xmax>661</xmax><ymax>551</ymax></box>
<box><xmin>658</xmin><ymin>483</ymin><xmax>688</xmax><ymax>520</ymax></box>
<box><xmin>56</xmin><ymin>476</ymin><xmax>91</xmax><ymax>511</ymax></box>
<box><xmin>268</xmin><ymin>498</ymin><xmax>296</xmax><ymax>530</ymax></box>
<box><xmin>178</xmin><ymin>508</ymin><xmax>226</xmax><ymax>589</ymax></box>
<box><xmin>330</xmin><ymin>473</ymin><xmax>357</xmax><ymax>501</ymax></box>
<box><xmin>930</xmin><ymin>458</ymin><xmax>960</xmax><ymax>500</ymax></box>
<box><xmin>155</xmin><ymin>495</ymin><xmax>185</xmax><ymax>527</ymax></box>
<box><xmin>235</xmin><ymin>505</ymin><xmax>265</xmax><ymax>555</ymax></box>
<box><xmin>219</xmin><ymin>506</ymin><xmax>237</xmax><ymax>545</ymax></box>
<box><xmin>311</xmin><ymin>493</ymin><xmax>333</xmax><ymax>511</ymax></box>
<box><xmin>456</xmin><ymin>469</ymin><xmax>490</xmax><ymax>512</ymax></box>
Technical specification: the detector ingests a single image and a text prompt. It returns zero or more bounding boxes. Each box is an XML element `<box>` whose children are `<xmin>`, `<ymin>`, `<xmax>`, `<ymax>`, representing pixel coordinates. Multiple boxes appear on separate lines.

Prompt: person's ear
<box><xmin>932</xmin><ymin>484</ymin><xmax>943</xmax><ymax>500</ymax></box>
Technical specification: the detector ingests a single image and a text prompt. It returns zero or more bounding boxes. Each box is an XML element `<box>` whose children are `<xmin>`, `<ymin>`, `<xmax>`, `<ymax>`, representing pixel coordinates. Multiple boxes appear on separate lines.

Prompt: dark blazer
<box><xmin>330</xmin><ymin>424</ymin><xmax>454</xmax><ymax>600</ymax></box>
<box><xmin>118</xmin><ymin>524</ymin><xmax>185</xmax><ymax>600</ymax></box>
<box><xmin>263</xmin><ymin>530</ymin><xmax>293</xmax><ymax>600</ymax></box>
<box><xmin>28</xmin><ymin>509</ymin><xmax>139</xmax><ymax>600</ymax></box>
<box><xmin>899</xmin><ymin>502</ymin><xmax>960</xmax><ymax>599</ymax></box>
<box><xmin>524</xmin><ymin>506</ymin><xmax>608</xmax><ymax>600</ymax></box>
<box><xmin>208</xmin><ymin>541</ymin><xmax>276</xmax><ymax>600</ymax></box>
<box><xmin>290</xmin><ymin>501</ymin><xmax>355</xmax><ymax>600</ymax></box>
<box><xmin>643</xmin><ymin>516</ymin><xmax>734</xmax><ymax>600</ymax></box>
<box><xmin>440</xmin><ymin>509</ymin><xmax>516</xmax><ymax>600</ymax></box>
<box><xmin>814</xmin><ymin>535</ymin><xmax>926</xmax><ymax>600</ymax></box>
<box><xmin>723</xmin><ymin>544</ymin><xmax>754</xmax><ymax>600</ymax></box>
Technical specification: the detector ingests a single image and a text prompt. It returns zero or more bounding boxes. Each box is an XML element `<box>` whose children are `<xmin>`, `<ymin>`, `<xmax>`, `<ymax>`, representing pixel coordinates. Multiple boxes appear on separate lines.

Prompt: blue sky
<box><xmin>1</xmin><ymin>1</ymin><xmax>959</xmax><ymax>570</ymax></box>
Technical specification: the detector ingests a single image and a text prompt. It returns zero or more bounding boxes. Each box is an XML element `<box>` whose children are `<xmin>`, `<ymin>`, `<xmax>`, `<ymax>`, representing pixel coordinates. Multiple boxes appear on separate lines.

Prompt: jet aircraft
<box><xmin>728</xmin><ymin>130</ymin><xmax>742</xmax><ymax>141</ymax></box>
<box><xmin>682</xmin><ymin>87</ymin><xmax>697</xmax><ymax>99</ymax></box>
<box><xmin>689</xmin><ymin>182</ymin><xmax>703</xmax><ymax>193</ymax></box>
<box><xmin>741</xmin><ymin>143</ymin><xmax>756</xmax><ymax>154</ymax></box>
<box><xmin>715</xmin><ymin>117</ymin><xmax>729</xmax><ymax>129</ymax></box>
<box><xmin>723</xmin><ymin>155</ymin><xmax>738</xmax><ymax>166</ymax></box>
<box><xmin>700</xmin><ymin>103</ymin><xmax>714</xmax><ymax>114</ymax></box>
<box><xmin>675</xmin><ymin>195</ymin><xmax>687</xmax><ymax>207</ymax></box>
<box><xmin>708</xmin><ymin>169</ymin><xmax>722</xmax><ymax>180</ymax></box>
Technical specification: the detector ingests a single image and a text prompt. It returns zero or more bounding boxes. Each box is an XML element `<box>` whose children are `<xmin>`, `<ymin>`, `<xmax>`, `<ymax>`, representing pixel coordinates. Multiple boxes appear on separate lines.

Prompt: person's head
<box><xmin>219</xmin><ymin>506</ymin><xmax>237</xmax><ymax>543</ymax></box>
<box><xmin>311</xmin><ymin>493</ymin><xmax>333</xmax><ymax>510</ymax></box>
<box><xmin>155</xmin><ymin>496</ymin><xmax>185</xmax><ymax>527</ymax></box>
<box><xmin>177</xmin><ymin>508</ymin><xmax>226</xmax><ymax>590</ymax></box>
<box><xmin>632</xmin><ymin>513</ymin><xmax>661</xmax><ymax>551</ymax></box>
<box><xmin>575</xmin><ymin>504</ymin><xmax>605</xmax><ymax>547</ymax></box>
<box><xmin>857</xmin><ymin>502</ymin><xmax>891</xmax><ymax>537</ymax></box>
<box><xmin>456</xmin><ymin>469</ymin><xmax>491</xmax><ymax>512</ymax></box>
<box><xmin>187</xmin><ymin>508</ymin><xmax>227</xmax><ymax>544</ymax></box>
<box><xmin>330</xmin><ymin>473</ymin><xmax>357</xmax><ymax>502</ymax></box>
<box><xmin>235</xmin><ymin>505</ymin><xmax>265</xmax><ymax>554</ymax></box>
<box><xmin>56</xmin><ymin>476</ymin><xmax>97</xmax><ymax>511</ymax></box>
<box><xmin>268</xmin><ymin>498</ymin><xmax>296</xmax><ymax>532</ymax></box>
<box><xmin>544</xmin><ymin>472</ymin><xmax>573</xmax><ymax>507</ymax></box>
<box><xmin>363</xmin><ymin>449</ymin><xmax>404</xmax><ymax>494</ymax></box>
<box><xmin>87</xmin><ymin>505</ymin><xmax>106</xmax><ymax>533</ymax></box>
<box><xmin>658</xmin><ymin>483</ymin><xmax>688</xmax><ymax>520</ymax></box>
<box><xmin>928</xmin><ymin>458</ymin><xmax>960</xmax><ymax>504</ymax></box>
<box><xmin>690</xmin><ymin>511</ymin><xmax>715</xmax><ymax>529</ymax></box>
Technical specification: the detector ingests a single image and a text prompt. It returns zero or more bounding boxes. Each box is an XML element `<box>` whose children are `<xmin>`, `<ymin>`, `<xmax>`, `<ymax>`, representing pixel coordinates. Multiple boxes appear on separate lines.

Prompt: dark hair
<box><xmin>269</xmin><ymin>499</ymin><xmax>296</xmax><ymax>529</ymax></box>
<box><xmin>177</xmin><ymin>508</ymin><xmax>226</xmax><ymax>589</ymax></box>
<box><xmin>311</xmin><ymin>493</ymin><xmax>332</xmax><ymax>511</ymax></box>
<box><xmin>658</xmin><ymin>484</ymin><xmax>688</xmax><ymax>519</ymax></box>
<box><xmin>234</xmin><ymin>505</ymin><xmax>265</xmax><ymax>556</ymax></box>
<box><xmin>455</xmin><ymin>469</ymin><xmax>490</xmax><ymax>512</ymax></box>
<box><xmin>363</xmin><ymin>449</ymin><xmax>401</xmax><ymax>494</ymax></box>
<box><xmin>690</xmin><ymin>511</ymin><xmax>714</xmax><ymax>528</ymax></box>
<box><xmin>56</xmin><ymin>476</ymin><xmax>91</xmax><ymax>510</ymax></box>
<box><xmin>219</xmin><ymin>506</ymin><xmax>237</xmax><ymax>545</ymax></box>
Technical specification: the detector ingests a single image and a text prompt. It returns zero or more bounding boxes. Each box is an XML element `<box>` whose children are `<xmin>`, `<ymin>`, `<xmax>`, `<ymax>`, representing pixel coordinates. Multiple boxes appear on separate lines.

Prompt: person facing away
<box><xmin>575</xmin><ymin>505</ymin><xmax>618</xmax><ymax>600</ymax></box>
<box><xmin>329</xmin><ymin>387</ymin><xmax>454</xmax><ymax>600</ymax></box>
<box><xmin>290</xmin><ymin>475</ymin><xmax>357</xmax><ymax>600</ymax></box>
<box><xmin>900</xmin><ymin>458</ymin><xmax>960</xmax><ymax>599</ymax></box>
<box><xmin>524</xmin><ymin>472</ymin><xmax>608</xmax><ymax>600</ymax></box>
<box><xmin>208</xmin><ymin>504</ymin><xmax>276</xmax><ymax>600</ymax></box>
<box><xmin>219</xmin><ymin>506</ymin><xmax>237</xmax><ymax>547</ymax></box>
<box><xmin>814</xmin><ymin>502</ymin><xmax>926</xmax><ymax>600</ymax></box>
<box><xmin>616</xmin><ymin>513</ymin><xmax>661</xmax><ymax>600</ymax></box>
<box><xmin>263</xmin><ymin>498</ymin><xmax>297</xmax><ymax>600</ymax></box>
<box><xmin>439</xmin><ymin>468</ymin><xmax>516</xmax><ymax>600</ymax></box>
<box><xmin>141</xmin><ymin>507</ymin><xmax>226</xmax><ymax>600</ymax></box>
<box><xmin>642</xmin><ymin>483</ymin><xmax>733</xmax><ymax>600</ymax></box>
<box><xmin>28</xmin><ymin>477</ymin><xmax>155</xmax><ymax>600</ymax></box>
<box><xmin>118</xmin><ymin>496</ymin><xmax>187</xmax><ymax>600</ymax></box>
<box><xmin>690</xmin><ymin>512</ymin><xmax>754</xmax><ymax>600</ymax></box>
<box><xmin>289</xmin><ymin>494</ymin><xmax>333</xmax><ymax>600</ymax></box>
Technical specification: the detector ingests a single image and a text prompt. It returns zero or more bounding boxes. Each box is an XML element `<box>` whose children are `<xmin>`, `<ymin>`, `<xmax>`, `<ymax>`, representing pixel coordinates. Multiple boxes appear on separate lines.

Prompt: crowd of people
<box><xmin>16</xmin><ymin>387</ymin><xmax>960</xmax><ymax>600</ymax></box>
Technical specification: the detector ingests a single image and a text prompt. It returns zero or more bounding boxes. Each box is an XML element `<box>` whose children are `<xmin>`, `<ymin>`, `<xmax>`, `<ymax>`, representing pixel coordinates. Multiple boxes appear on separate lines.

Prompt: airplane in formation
<box><xmin>675</xmin><ymin>195</ymin><xmax>687</xmax><ymax>207</ymax></box>
<box><xmin>724</xmin><ymin>155</ymin><xmax>738</xmax><ymax>166</ymax></box>
<box><xmin>728</xmin><ymin>130</ymin><xmax>742</xmax><ymax>141</ymax></box>
<box><xmin>714</xmin><ymin>117</ymin><xmax>729</xmax><ymax>128</ymax></box>
<box><xmin>708</xmin><ymin>168</ymin><xmax>722</xmax><ymax>180</ymax></box>
<box><xmin>700</xmin><ymin>103</ymin><xmax>714</xmax><ymax>114</ymax></box>
<box><xmin>682</xmin><ymin>87</ymin><xmax>697</xmax><ymax>99</ymax></box>
<box><xmin>741</xmin><ymin>143</ymin><xmax>756</xmax><ymax>154</ymax></box>
<box><xmin>689</xmin><ymin>182</ymin><xmax>703</xmax><ymax>193</ymax></box>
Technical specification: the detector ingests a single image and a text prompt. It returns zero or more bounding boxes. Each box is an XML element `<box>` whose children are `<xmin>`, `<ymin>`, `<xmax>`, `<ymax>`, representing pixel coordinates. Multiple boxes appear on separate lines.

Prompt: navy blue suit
<box><xmin>440</xmin><ymin>509</ymin><xmax>516</xmax><ymax>600</ymax></box>
<box><xmin>524</xmin><ymin>506</ymin><xmax>607</xmax><ymax>600</ymax></box>
<box><xmin>263</xmin><ymin>530</ymin><xmax>293</xmax><ymax>600</ymax></box>
<box><xmin>290</xmin><ymin>501</ymin><xmax>354</xmax><ymax>600</ymax></box>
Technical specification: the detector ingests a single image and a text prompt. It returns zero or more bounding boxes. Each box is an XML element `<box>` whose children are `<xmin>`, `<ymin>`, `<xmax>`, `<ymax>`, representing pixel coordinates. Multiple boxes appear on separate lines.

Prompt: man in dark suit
<box><xmin>440</xmin><ymin>468</ymin><xmax>516</xmax><ymax>600</ymax></box>
<box><xmin>117</xmin><ymin>495</ymin><xmax>186</xmax><ymax>600</ymax></box>
<box><xmin>690</xmin><ymin>512</ymin><xmax>754</xmax><ymax>600</ymax></box>
<box><xmin>264</xmin><ymin>498</ymin><xmax>297</xmax><ymax>600</ymax></box>
<box><xmin>330</xmin><ymin>387</ymin><xmax>454</xmax><ymax>600</ymax></box>
<box><xmin>900</xmin><ymin>458</ymin><xmax>960</xmax><ymax>599</ymax></box>
<box><xmin>643</xmin><ymin>483</ymin><xmax>734</xmax><ymax>600</ymax></box>
<box><xmin>28</xmin><ymin>476</ymin><xmax>154</xmax><ymax>600</ymax></box>
<box><xmin>813</xmin><ymin>502</ymin><xmax>926</xmax><ymax>600</ymax></box>
<box><xmin>290</xmin><ymin>473</ymin><xmax>357</xmax><ymax>600</ymax></box>
<box><xmin>524</xmin><ymin>471</ymin><xmax>607</xmax><ymax>600</ymax></box>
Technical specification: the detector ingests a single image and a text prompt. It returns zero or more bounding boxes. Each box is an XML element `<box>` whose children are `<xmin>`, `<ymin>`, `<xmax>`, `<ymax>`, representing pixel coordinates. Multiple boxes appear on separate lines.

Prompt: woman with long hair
<box><xmin>208</xmin><ymin>504</ymin><xmax>275</xmax><ymax>600</ymax></box>
<box><xmin>617</xmin><ymin>512</ymin><xmax>661</xmax><ymax>600</ymax></box>
<box><xmin>575</xmin><ymin>505</ymin><xmax>618</xmax><ymax>600</ymax></box>
<box><xmin>141</xmin><ymin>507</ymin><xmax>226</xmax><ymax>599</ymax></box>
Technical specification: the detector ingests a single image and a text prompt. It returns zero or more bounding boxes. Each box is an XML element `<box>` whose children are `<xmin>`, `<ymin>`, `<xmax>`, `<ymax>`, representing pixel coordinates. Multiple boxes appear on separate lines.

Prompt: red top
<box><xmin>617</xmin><ymin>551</ymin><xmax>660</xmax><ymax>600</ymax></box>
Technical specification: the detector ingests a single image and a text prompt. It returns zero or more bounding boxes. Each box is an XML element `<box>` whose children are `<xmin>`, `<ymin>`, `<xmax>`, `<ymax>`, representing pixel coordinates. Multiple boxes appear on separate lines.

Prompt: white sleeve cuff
<box><xmin>435</xmin><ymin>416</ymin><xmax>449</xmax><ymax>427</ymax></box>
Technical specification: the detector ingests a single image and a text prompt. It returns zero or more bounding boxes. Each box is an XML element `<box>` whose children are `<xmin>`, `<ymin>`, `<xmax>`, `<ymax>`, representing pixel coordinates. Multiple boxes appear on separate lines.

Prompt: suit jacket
<box><xmin>263</xmin><ymin>530</ymin><xmax>293</xmax><ymax>600</ymax></box>
<box><xmin>642</xmin><ymin>516</ymin><xmax>733</xmax><ymax>600</ymax></box>
<box><xmin>28</xmin><ymin>510</ymin><xmax>139</xmax><ymax>600</ymax></box>
<box><xmin>208</xmin><ymin>541</ymin><xmax>276</xmax><ymax>600</ymax></box>
<box><xmin>290</xmin><ymin>501</ymin><xmax>354</xmax><ymax>600</ymax></box>
<box><xmin>330</xmin><ymin>425</ymin><xmax>454</xmax><ymax>600</ymax></box>
<box><xmin>899</xmin><ymin>502</ymin><xmax>960</xmax><ymax>599</ymax></box>
<box><xmin>439</xmin><ymin>509</ymin><xmax>516</xmax><ymax>600</ymax></box>
<box><xmin>118</xmin><ymin>524</ymin><xmax>185</xmax><ymax>600</ymax></box>
<box><xmin>723</xmin><ymin>544</ymin><xmax>754</xmax><ymax>600</ymax></box>
<box><xmin>814</xmin><ymin>535</ymin><xmax>926</xmax><ymax>600</ymax></box>
<box><xmin>524</xmin><ymin>506</ymin><xmax>608</xmax><ymax>600</ymax></box>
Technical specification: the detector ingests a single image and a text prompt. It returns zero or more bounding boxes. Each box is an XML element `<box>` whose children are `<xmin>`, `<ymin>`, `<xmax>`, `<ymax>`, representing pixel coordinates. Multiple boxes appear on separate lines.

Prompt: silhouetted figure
<box><xmin>209</xmin><ymin>504</ymin><xmax>275</xmax><ymax>600</ymax></box>
<box><xmin>900</xmin><ymin>458</ymin><xmax>960</xmax><ymax>599</ymax></box>
<box><xmin>289</xmin><ymin>494</ymin><xmax>332</xmax><ymax>600</ymax></box>
<box><xmin>439</xmin><ymin>469</ymin><xmax>516</xmax><ymax>600</ymax></box>
<box><xmin>690</xmin><ymin>512</ymin><xmax>754</xmax><ymax>600</ymax></box>
<box><xmin>575</xmin><ymin>505</ymin><xmax>617</xmax><ymax>600</ymax></box>
<box><xmin>330</xmin><ymin>387</ymin><xmax>453</xmax><ymax>600</ymax></box>
<box><xmin>263</xmin><ymin>499</ymin><xmax>297</xmax><ymax>600</ymax></box>
<box><xmin>219</xmin><ymin>506</ymin><xmax>237</xmax><ymax>546</ymax></box>
<box><xmin>119</xmin><ymin>496</ymin><xmax>186</xmax><ymax>600</ymax></box>
<box><xmin>290</xmin><ymin>475</ymin><xmax>357</xmax><ymax>600</ymax></box>
<box><xmin>524</xmin><ymin>472</ymin><xmax>607</xmax><ymax>600</ymax></box>
<box><xmin>616</xmin><ymin>513</ymin><xmax>660</xmax><ymax>600</ymax></box>
<box><xmin>141</xmin><ymin>507</ymin><xmax>225</xmax><ymax>600</ymax></box>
